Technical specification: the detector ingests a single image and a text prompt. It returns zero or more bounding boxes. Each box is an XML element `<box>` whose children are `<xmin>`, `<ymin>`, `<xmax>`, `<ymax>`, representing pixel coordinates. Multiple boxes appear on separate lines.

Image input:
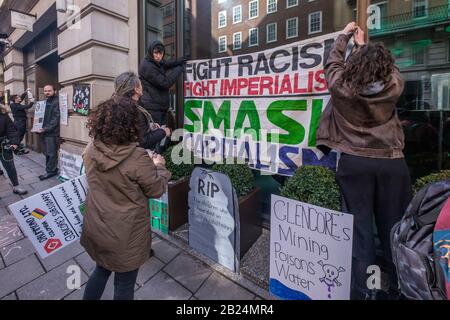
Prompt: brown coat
<box><xmin>316</xmin><ymin>34</ymin><xmax>406</xmax><ymax>159</ymax></box>
<box><xmin>80</xmin><ymin>141</ymin><xmax>171</xmax><ymax>272</ymax></box>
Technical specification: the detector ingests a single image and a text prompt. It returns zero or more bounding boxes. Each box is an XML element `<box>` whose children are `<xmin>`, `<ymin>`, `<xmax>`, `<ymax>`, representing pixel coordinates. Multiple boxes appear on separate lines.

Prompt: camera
<box><xmin>1</xmin><ymin>138</ymin><xmax>13</xmax><ymax>151</ymax></box>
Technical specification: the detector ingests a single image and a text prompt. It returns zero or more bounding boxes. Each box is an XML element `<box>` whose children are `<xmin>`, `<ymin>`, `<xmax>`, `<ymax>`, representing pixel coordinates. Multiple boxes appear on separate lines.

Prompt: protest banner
<box><xmin>73</xmin><ymin>84</ymin><xmax>91</xmax><ymax>116</ymax></box>
<box><xmin>183</xmin><ymin>33</ymin><xmax>342</xmax><ymax>176</ymax></box>
<box><xmin>59</xmin><ymin>144</ymin><xmax>85</xmax><ymax>181</ymax></box>
<box><xmin>31</xmin><ymin>100</ymin><xmax>46</xmax><ymax>132</ymax></box>
<box><xmin>59</xmin><ymin>92</ymin><xmax>69</xmax><ymax>125</ymax></box>
<box><xmin>8</xmin><ymin>176</ymin><xmax>88</xmax><ymax>259</ymax></box>
<box><xmin>270</xmin><ymin>195</ymin><xmax>353</xmax><ymax>300</ymax></box>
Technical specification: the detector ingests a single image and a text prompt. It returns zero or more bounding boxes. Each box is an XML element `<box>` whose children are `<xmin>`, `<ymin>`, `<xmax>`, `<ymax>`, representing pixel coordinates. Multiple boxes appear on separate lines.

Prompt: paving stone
<box><xmin>1</xmin><ymin>292</ymin><xmax>17</xmax><ymax>300</ymax></box>
<box><xmin>135</xmin><ymin>271</ymin><xmax>192</xmax><ymax>300</ymax></box>
<box><xmin>74</xmin><ymin>251</ymin><xmax>96</xmax><ymax>275</ymax></box>
<box><xmin>0</xmin><ymin>255</ymin><xmax>45</xmax><ymax>298</ymax></box>
<box><xmin>0</xmin><ymin>216</ymin><xmax>24</xmax><ymax>248</ymax></box>
<box><xmin>1</xmin><ymin>237</ymin><xmax>36</xmax><ymax>266</ymax></box>
<box><xmin>136</xmin><ymin>257</ymin><xmax>165</xmax><ymax>286</ymax></box>
<box><xmin>16</xmin><ymin>259</ymin><xmax>88</xmax><ymax>300</ymax></box>
<box><xmin>0</xmin><ymin>256</ymin><xmax>4</xmax><ymax>269</ymax></box>
<box><xmin>0</xmin><ymin>206</ymin><xmax>9</xmax><ymax>219</ymax></box>
<box><xmin>195</xmin><ymin>273</ymin><xmax>255</xmax><ymax>300</ymax></box>
<box><xmin>164</xmin><ymin>253</ymin><xmax>212</xmax><ymax>292</ymax></box>
<box><xmin>38</xmin><ymin>241</ymin><xmax>85</xmax><ymax>272</ymax></box>
<box><xmin>63</xmin><ymin>284</ymin><xmax>85</xmax><ymax>300</ymax></box>
<box><xmin>0</xmin><ymin>193</ymin><xmax>22</xmax><ymax>207</ymax></box>
<box><xmin>152</xmin><ymin>237</ymin><xmax>180</xmax><ymax>263</ymax></box>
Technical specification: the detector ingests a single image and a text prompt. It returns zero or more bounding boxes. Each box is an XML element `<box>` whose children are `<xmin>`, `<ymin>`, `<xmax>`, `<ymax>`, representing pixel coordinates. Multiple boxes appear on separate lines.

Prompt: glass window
<box><xmin>249</xmin><ymin>0</ymin><xmax>259</xmax><ymax>19</ymax></box>
<box><xmin>218</xmin><ymin>10</ymin><xmax>227</xmax><ymax>28</ymax></box>
<box><xmin>267</xmin><ymin>0</ymin><xmax>277</xmax><ymax>14</ymax></box>
<box><xmin>413</xmin><ymin>0</ymin><xmax>428</xmax><ymax>18</ymax></box>
<box><xmin>218</xmin><ymin>35</ymin><xmax>227</xmax><ymax>53</ymax></box>
<box><xmin>308</xmin><ymin>11</ymin><xmax>322</xmax><ymax>34</ymax></box>
<box><xmin>233</xmin><ymin>5</ymin><xmax>242</xmax><ymax>24</ymax></box>
<box><xmin>233</xmin><ymin>32</ymin><xmax>242</xmax><ymax>50</ymax></box>
<box><xmin>286</xmin><ymin>17</ymin><xmax>298</xmax><ymax>39</ymax></box>
<box><xmin>249</xmin><ymin>27</ymin><xmax>259</xmax><ymax>46</ymax></box>
<box><xmin>267</xmin><ymin>23</ymin><xmax>277</xmax><ymax>43</ymax></box>
<box><xmin>287</xmin><ymin>0</ymin><xmax>298</xmax><ymax>8</ymax></box>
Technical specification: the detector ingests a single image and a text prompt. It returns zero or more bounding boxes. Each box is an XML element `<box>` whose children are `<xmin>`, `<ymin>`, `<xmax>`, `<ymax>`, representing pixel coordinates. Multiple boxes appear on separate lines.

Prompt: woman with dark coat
<box><xmin>81</xmin><ymin>97</ymin><xmax>171</xmax><ymax>300</ymax></box>
<box><xmin>316</xmin><ymin>22</ymin><xmax>412</xmax><ymax>300</ymax></box>
<box><xmin>0</xmin><ymin>104</ymin><xmax>28</xmax><ymax>195</ymax></box>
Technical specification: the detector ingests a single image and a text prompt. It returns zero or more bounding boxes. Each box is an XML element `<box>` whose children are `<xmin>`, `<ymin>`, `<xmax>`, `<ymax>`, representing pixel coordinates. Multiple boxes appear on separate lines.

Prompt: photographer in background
<box><xmin>10</xmin><ymin>89</ymin><xmax>35</xmax><ymax>155</ymax></box>
<box><xmin>0</xmin><ymin>104</ymin><xmax>28</xmax><ymax>196</ymax></box>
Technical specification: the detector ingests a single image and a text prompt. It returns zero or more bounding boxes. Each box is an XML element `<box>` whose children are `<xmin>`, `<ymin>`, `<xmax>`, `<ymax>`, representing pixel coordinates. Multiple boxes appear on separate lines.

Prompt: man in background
<box><xmin>36</xmin><ymin>85</ymin><xmax>60</xmax><ymax>180</ymax></box>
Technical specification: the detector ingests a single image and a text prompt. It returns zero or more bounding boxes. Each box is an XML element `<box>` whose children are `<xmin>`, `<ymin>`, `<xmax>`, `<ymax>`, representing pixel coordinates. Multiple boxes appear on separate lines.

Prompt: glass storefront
<box><xmin>142</xmin><ymin>0</ymin><xmax>450</xmax><ymax>224</ymax></box>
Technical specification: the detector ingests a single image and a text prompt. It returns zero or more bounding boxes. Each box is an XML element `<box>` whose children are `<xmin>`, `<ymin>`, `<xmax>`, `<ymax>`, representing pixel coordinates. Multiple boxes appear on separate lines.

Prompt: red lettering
<box><xmin>314</xmin><ymin>70</ymin><xmax>327</xmax><ymax>92</ymax></box>
<box><xmin>248</xmin><ymin>77</ymin><xmax>259</xmax><ymax>95</ymax></box>
<box><xmin>279</xmin><ymin>74</ymin><xmax>293</xmax><ymax>95</ymax></box>
<box><xmin>259</xmin><ymin>76</ymin><xmax>274</xmax><ymax>95</ymax></box>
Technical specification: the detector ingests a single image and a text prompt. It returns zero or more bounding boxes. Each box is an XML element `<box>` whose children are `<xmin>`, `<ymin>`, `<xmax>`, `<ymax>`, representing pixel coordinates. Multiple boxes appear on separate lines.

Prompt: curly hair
<box><xmin>87</xmin><ymin>97</ymin><xmax>140</xmax><ymax>145</ymax></box>
<box><xmin>341</xmin><ymin>42</ymin><xmax>395</xmax><ymax>96</ymax></box>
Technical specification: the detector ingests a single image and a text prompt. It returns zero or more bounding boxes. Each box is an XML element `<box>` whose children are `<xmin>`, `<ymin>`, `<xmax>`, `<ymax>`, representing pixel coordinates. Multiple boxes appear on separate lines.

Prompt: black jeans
<box><xmin>14</xmin><ymin>119</ymin><xmax>27</xmax><ymax>144</ymax></box>
<box><xmin>0</xmin><ymin>149</ymin><xmax>19</xmax><ymax>186</ymax></box>
<box><xmin>83</xmin><ymin>265</ymin><xmax>139</xmax><ymax>300</ymax></box>
<box><xmin>336</xmin><ymin>154</ymin><xmax>412</xmax><ymax>298</ymax></box>
<box><xmin>42</xmin><ymin>136</ymin><xmax>59</xmax><ymax>175</ymax></box>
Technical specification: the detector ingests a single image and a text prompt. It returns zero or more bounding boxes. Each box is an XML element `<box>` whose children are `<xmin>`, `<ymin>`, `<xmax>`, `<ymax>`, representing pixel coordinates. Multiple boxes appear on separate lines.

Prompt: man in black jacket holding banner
<box><xmin>36</xmin><ymin>85</ymin><xmax>60</xmax><ymax>180</ymax></box>
<box><xmin>138</xmin><ymin>41</ymin><xmax>186</xmax><ymax>126</ymax></box>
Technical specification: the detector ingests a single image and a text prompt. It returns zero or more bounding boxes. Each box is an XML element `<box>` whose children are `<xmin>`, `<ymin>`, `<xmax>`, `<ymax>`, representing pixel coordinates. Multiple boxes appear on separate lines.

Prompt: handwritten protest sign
<box><xmin>270</xmin><ymin>195</ymin><xmax>353</xmax><ymax>300</ymax></box>
<box><xmin>31</xmin><ymin>100</ymin><xmax>46</xmax><ymax>132</ymax></box>
<box><xmin>184</xmin><ymin>33</ymin><xmax>341</xmax><ymax>176</ymax></box>
<box><xmin>8</xmin><ymin>176</ymin><xmax>88</xmax><ymax>258</ymax></box>
<box><xmin>150</xmin><ymin>188</ymin><xmax>169</xmax><ymax>235</ymax></box>
<box><xmin>188</xmin><ymin>167</ymin><xmax>240</xmax><ymax>272</ymax></box>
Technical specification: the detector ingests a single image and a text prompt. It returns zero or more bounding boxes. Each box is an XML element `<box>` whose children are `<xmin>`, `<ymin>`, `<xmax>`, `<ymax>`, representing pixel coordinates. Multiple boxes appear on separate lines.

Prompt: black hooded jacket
<box><xmin>11</xmin><ymin>93</ymin><xmax>33</xmax><ymax>121</ymax></box>
<box><xmin>0</xmin><ymin>113</ymin><xmax>19</xmax><ymax>145</ymax></box>
<box><xmin>138</xmin><ymin>41</ymin><xmax>184</xmax><ymax>113</ymax></box>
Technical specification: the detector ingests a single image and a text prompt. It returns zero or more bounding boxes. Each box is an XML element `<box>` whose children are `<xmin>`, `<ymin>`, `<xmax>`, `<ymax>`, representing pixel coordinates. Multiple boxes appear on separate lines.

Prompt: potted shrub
<box><xmin>210</xmin><ymin>161</ymin><xmax>263</xmax><ymax>258</ymax></box>
<box><xmin>280</xmin><ymin>165</ymin><xmax>341</xmax><ymax>211</ymax></box>
<box><xmin>413</xmin><ymin>170</ymin><xmax>450</xmax><ymax>195</ymax></box>
<box><xmin>150</xmin><ymin>145</ymin><xmax>195</xmax><ymax>233</ymax></box>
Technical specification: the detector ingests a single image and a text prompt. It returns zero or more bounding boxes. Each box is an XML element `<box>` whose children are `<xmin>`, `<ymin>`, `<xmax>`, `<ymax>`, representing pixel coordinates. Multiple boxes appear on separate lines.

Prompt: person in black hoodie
<box><xmin>36</xmin><ymin>85</ymin><xmax>60</xmax><ymax>180</ymax></box>
<box><xmin>10</xmin><ymin>90</ymin><xmax>34</xmax><ymax>155</ymax></box>
<box><xmin>0</xmin><ymin>104</ymin><xmax>28</xmax><ymax>195</ymax></box>
<box><xmin>139</xmin><ymin>41</ymin><xmax>186</xmax><ymax>126</ymax></box>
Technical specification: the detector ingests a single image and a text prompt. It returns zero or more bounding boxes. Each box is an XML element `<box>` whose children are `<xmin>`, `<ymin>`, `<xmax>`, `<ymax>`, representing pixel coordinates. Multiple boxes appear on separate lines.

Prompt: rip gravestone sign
<box><xmin>188</xmin><ymin>167</ymin><xmax>240</xmax><ymax>273</ymax></box>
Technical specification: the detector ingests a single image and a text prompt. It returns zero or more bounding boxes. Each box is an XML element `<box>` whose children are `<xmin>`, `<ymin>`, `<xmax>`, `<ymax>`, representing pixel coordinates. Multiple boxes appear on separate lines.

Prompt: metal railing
<box><xmin>369</xmin><ymin>4</ymin><xmax>450</xmax><ymax>36</ymax></box>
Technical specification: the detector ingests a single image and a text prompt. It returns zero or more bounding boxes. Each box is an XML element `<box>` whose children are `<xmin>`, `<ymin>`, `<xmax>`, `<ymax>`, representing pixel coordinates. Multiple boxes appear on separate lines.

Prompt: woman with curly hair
<box><xmin>316</xmin><ymin>22</ymin><xmax>412</xmax><ymax>300</ymax></box>
<box><xmin>80</xmin><ymin>97</ymin><xmax>171</xmax><ymax>300</ymax></box>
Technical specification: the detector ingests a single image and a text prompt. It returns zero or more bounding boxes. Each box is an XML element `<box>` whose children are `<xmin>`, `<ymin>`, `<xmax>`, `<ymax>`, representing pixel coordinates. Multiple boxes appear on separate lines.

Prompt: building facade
<box><xmin>0</xmin><ymin>0</ymin><xmax>449</xmax><ymax>192</ymax></box>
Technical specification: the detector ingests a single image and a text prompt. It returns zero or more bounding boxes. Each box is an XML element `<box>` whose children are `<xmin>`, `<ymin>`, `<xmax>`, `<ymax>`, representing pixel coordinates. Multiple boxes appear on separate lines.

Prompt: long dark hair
<box><xmin>342</xmin><ymin>42</ymin><xmax>395</xmax><ymax>96</ymax></box>
<box><xmin>87</xmin><ymin>97</ymin><xmax>140</xmax><ymax>145</ymax></box>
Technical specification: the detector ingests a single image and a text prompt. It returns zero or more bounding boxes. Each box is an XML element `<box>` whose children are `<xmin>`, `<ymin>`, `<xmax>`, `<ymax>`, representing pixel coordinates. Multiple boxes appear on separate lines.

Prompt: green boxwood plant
<box><xmin>281</xmin><ymin>166</ymin><xmax>341</xmax><ymax>211</ymax></box>
<box><xmin>212</xmin><ymin>161</ymin><xmax>255</xmax><ymax>197</ymax></box>
<box><xmin>413</xmin><ymin>170</ymin><xmax>450</xmax><ymax>195</ymax></box>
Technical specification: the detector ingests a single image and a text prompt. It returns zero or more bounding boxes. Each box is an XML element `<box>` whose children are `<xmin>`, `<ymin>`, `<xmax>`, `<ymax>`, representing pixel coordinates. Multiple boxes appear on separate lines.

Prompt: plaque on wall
<box><xmin>73</xmin><ymin>84</ymin><xmax>91</xmax><ymax>116</ymax></box>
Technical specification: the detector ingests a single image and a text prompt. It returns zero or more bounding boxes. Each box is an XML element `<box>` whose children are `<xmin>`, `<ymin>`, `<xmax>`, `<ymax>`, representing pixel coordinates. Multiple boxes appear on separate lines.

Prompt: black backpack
<box><xmin>391</xmin><ymin>179</ymin><xmax>450</xmax><ymax>300</ymax></box>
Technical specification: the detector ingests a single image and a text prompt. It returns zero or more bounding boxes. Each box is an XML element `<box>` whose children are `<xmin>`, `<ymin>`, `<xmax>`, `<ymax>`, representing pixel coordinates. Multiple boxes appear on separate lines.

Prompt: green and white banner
<box><xmin>183</xmin><ymin>32</ymin><xmax>341</xmax><ymax>176</ymax></box>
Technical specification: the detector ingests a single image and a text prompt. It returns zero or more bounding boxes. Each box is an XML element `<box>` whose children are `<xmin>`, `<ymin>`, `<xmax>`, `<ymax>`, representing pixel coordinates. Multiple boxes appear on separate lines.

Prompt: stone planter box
<box><xmin>238</xmin><ymin>187</ymin><xmax>263</xmax><ymax>258</ymax></box>
<box><xmin>167</xmin><ymin>176</ymin><xmax>190</xmax><ymax>231</ymax></box>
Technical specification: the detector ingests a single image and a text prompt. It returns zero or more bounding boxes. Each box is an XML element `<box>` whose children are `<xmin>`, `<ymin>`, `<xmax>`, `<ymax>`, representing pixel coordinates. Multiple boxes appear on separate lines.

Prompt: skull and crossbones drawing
<box><xmin>318</xmin><ymin>260</ymin><xmax>346</xmax><ymax>299</ymax></box>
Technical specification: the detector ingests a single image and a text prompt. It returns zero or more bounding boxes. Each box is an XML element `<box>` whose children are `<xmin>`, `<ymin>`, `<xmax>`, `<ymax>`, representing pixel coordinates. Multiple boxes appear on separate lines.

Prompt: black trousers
<box><xmin>336</xmin><ymin>154</ymin><xmax>412</xmax><ymax>297</ymax></box>
<box><xmin>14</xmin><ymin>119</ymin><xmax>27</xmax><ymax>144</ymax></box>
<box><xmin>42</xmin><ymin>136</ymin><xmax>59</xmax><ymax>175</ymax></box>
<box><xmin>83</xmin><ymin>265</ymin><xmax>139</xmax><ymax>300</ymax></box>
<box><xmin>0</xmin><ymin>149</ymin><xmax>19</xmax><ymax>186</ymax></box>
